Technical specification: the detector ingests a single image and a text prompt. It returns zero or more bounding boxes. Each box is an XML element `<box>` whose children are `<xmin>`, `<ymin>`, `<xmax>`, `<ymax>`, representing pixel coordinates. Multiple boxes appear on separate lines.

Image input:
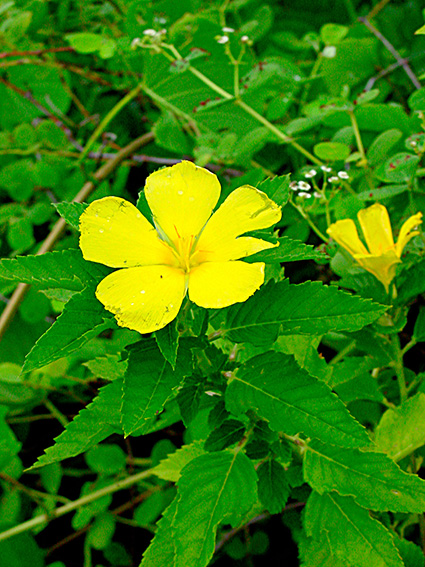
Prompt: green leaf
<box><xmin>245</xmin><ymin>237</ymin><xmax>328</xmax><ymax>263</ymax></box>
<box><xmin>85</xmin><ymin>444</ymin><xmax>127</xmax><ymax>475</ymax></box>
<box><xmin>257</xmin><ymin>459</ymin><xmax>290</xmax><ymax>514</ymax></box>
<box><xmin>141</xmin><ymin>498</ymin><xmax>178</xmax><ymax>567</ymax></box>
<box><xmin>0</xmin><ymin>406</ymin><xmax>21</xmax><ymax>470</ymax></box>
<box><xmin>366</xmin><ymin>129</ymin><xmax>403</xmax><ymax>166</ymax></box>
<box><xmin>304</xmin><ymin>440</ymin><xmax>425</xmax><ymax>513</ymax></box>
<box><xmin>54</xmin><ymin>202</ymin><xmax>88</xmax><ymax>230</ymax></box>
<box><xmin>305</xmin><ymin>492</ymin><xmax>404</xmax><ymax>567</ymax></box>
<box><xmin>66</xmin><ymin>32</ymin><xmax>103</xmax><ymax>53</ymax></box>
<box><xmin>155</xmin><ymin>319</ymin><xmax>179</xmax><ymax>369</ymax></box>
<box><xmin>226</xmin><ymin>351</ymin><xmax>370</xmax><ymax>448</ymax></box>
<box><xmin>121</xmin><ymin>339</ymin><xmax>193</xmax><ymax>436</ymax></box>
<box><xmin>300</xmin><ymin>536</ymin><xmax>349</xmax><ymax>567</ymax></box>
<box><xmin>22</xmin><ymin>287</ymin><xmax>116</xmax><ymax>374</ymax></box>
<box><xmin>31</xmin><ymin>379</ymin><xmax>123</xmax><ymax>469</ymax></box>
<box><xmin>383</xmin><ymin>153</ymin><xmax>419</xmax><ymax>183</ymax></box>
<box><xmin>176</xmin><ymin>375</ymin><xmax>204</xmax><ymax>425</ymax></box>
<box><xmin>0</xmin><ymin>362</ymin><xmax>42</xmax><ymax>406</ymax></box>
<box><xmin>256</xmin><ymin>174</ymin><xmax>290</xmax><ymax>207</ymax></box>
<box><xmin>314</xmin><ymin>142</ymin><xmax>350</xmax><ymax>161</ymax></box>
<box><xmin>375</xmin><ymin>393</ymin><xmax>425</xmax><ymax>461</ymax></box>
<box><xmin>172</xmin><ymin>451</ymin><xmax>257</xmax><ymax>567</ymax></box>
<box><xmin>204</xmin><ymin>419</ymin><xmax>246</xmax><ymax>452</ymax></box>
<box><xmin>0</xmin><ymin>249</ymin><xmax>108</xmax><ymax>290</ymax></box>
<box><xmin>398</xmin><ymin>260</ymin><xmax>425</xmax><ymax>303</ymax></box>
<box><xmin>87</xmin><ymin>512</ymin><xmax>116</xmax><ymax>550</ymax></box>
<box><xmin>320</xmin><ymin>23</ymin><xmax>349</xmax><ymax>45</ymax></box>
<box><xmin>223</xmin><ymin>279</ymin><xmax>387</xmax><ymax>346</ymax></box>
<box><xmin>413</xmin><ymin>307</ymin><xmax>425</xmax><ymax>341</ymax></box>
<box><xmin>153</xmin><ymin>441</ymin><xmax>206</xmax><ymax>482</ymax></box>
<box><xmin>394</xmin><ymin>538</ymin><xmax>425</xmax><ymax>567</ymax></box>
<box><xmin>83</xmin><ymin>354</ymin><xmax>127</xmax><ymax>381</ymax></box>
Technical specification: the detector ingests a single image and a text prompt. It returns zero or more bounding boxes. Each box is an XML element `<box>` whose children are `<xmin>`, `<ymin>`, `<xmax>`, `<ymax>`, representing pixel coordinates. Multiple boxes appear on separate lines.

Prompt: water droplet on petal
<box><xmin>99</xmin><ymin>229</ymin><xmax>104</xmax><ymax>233</ymax></box>
<box><xmin>178</xmin><ymin>190</ymin><xmax>183</xmax><ymax>195</ymax></box>
<box><xmin>140</xmin><ymin>290</ymin><xmax>145</xmax><ymax>294</ymax></box>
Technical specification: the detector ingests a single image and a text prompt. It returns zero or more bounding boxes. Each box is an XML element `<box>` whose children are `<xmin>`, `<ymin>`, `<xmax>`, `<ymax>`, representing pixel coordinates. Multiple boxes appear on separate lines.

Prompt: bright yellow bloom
<box><xmin>327</xmin><ymin>203</ymin><xmax>422</xmax><ymax>291</ymax></box>
<box><xmin>79</xmin><ymin>161</ymin><xmax>281</xmax><ymax>333</ymax></box>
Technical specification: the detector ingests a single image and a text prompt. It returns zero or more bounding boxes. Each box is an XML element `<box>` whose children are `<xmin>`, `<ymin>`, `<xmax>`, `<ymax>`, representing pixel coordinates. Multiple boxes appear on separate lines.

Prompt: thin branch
<box><xmin>0</xmin><ymin>468</ymin><xmax>153</xmax><ymax>543</ymax></box>
<box><xmin>0</xmin><ymin>132</ymin><xmax>154</xmax><ymax>341</ymax></box>
<box><xmin>0</xmin><ymin>47</ymin><xmax>75</xmax><ymax>59</ymax></box>
<box><xmin>359</xmin><ymin>17</ymin><xmax>421</xmax><ymax>90</ymax></box>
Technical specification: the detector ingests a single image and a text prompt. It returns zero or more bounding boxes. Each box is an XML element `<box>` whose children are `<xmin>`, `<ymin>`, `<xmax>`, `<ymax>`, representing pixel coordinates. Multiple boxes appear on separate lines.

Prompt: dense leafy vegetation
<box><xmin>2</xmin><ymin>0</ymin><xmax>425</xmax><ymax>565</ymax></box>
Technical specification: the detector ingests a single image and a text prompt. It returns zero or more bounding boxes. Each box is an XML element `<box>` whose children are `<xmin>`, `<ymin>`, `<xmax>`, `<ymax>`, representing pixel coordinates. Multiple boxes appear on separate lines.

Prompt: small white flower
<box><xmin>294</xmin><ymin>75</ymin><xmax>301</xmax><ymax>82</ymax></box>
<box><xmin>205</xmin><ymin>391</ymin><xmax>222</xmax><ymax>397</ymax></box>
<box><xmin>290</xmin><ymin>181</ymin><xmax>299</xmax><ymax>191</ymax></box>
<box><xmin>222</xmin><ymin>27</ymin><xmax>235</xmax><ymax>33</ymax></box>
<box><xmin>241</xmin><ymin>35</ymin><xmax>250</xmax><ymax>43</ymax></box>
<box><xmin>411</xmin><ymin>140</ymin><xmax>417</xmax><ymax>147</ymax></box>
<box><xmin>131</xmin><ymin>37</ymin><xmax>141</xmax><ymax>48</ymax></box>
<box><xmin>338</xmin><ymin>171</ymin><xmax>349</xmax><ymax>179</ymax></box>
<box><xmin>305</xmin><ymin>169</ymin><xmax>317</xmax><ymax>178</ymax></box>
<box><xmin>313</xmin><ymin>191</ymin><xmax>323</xmax><ymax>198</ymax></box>
<box><xmin>329</xmin><ymin>176</ymin><xmax>340</xmax><ymax>183</ymax></box>
<box><xmin>217</xmin><ymin>35</ymin><xmax>229</xmax><ymax>44</ymax></box>
<box><xmin>143</xmin><ymin>29</ymin><xmax>157</xmax><ymax>36</ymax></box>
<box><xmin>298</xmin><ymin>191</ymin><xmax>312</xmax><ymax>198</ymax></box>
<box><xmin>298</xmin><ymin>181</ymin><xmax>311</xmax><ymax>190</ymax></box>
<box><xmin>154</xmin><ymin>16</ymin><xmax>167</xmax><ymax>24</ymax></box>
<box><xmin>321</xmin><ymin>165</ymin><xmax>332</xmax><ymax>172</ymax></box>
<box><xmin>322</xmin><ymin>46</ymin><xmax>337</xmax><ymax>58</ymax></box>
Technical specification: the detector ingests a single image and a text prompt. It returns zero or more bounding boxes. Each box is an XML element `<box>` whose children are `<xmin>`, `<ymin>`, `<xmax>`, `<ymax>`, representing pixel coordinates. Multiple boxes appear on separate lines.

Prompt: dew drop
<box><xmin>169</xmin><ymin>303</ymin><xmax>173</xmax><ymax>308</ymax></box>
<box><xmin>136</xmin><ymin>213</ymin><xmax>141</xmax><ymax>218</ymax></box>
<box><xmin>140</xmin><ymin>290</ymin><xmax>146</xmax><ymax>294</ymax></box>
<box><xmin>178</xmin><ymin>190</ymin><xmax>184</xmax><ymax>195</ymax></box>
<box><xmin>99</xmin><ymin>229</ymin><xmax>104</xmax><ymax>233</ymax></box>
<box><xmin>130</xmin><ymin>302</ymin><xmax>134</xmax><ymax>306</ymax></box>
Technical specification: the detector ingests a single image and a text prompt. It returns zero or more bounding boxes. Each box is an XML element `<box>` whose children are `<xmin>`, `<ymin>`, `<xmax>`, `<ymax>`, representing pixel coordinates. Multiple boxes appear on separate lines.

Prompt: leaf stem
<box><xmin>391</xmin><ymin>332</ymin><xmax>407</xmax><ymax>403</ymax></box>
<box><xmin>0</xmin><ymin>468</ymin><xmax>153</xmax><ymax>543</ymax></box>
<box><xmin>44</xmin><ymin>398</ymin><xmax>69</xmax><ymax>428</ymax></box>
<box><xmin>289</xmin><ymin>201</ymin><xmax>329</xmax><ymax>242</ymax></box>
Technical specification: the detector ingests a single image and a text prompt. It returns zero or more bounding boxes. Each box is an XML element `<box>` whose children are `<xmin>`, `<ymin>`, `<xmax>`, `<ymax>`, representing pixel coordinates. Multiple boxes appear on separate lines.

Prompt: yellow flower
<box><xmin>327</xmin><ymin>203</ymin><xmax>422</xmax><ymax>291</ymax></box>
<box><xmin>79</xmin><ymin>161</ymin><xmax>281</xmax><ymax>333</ymax></box>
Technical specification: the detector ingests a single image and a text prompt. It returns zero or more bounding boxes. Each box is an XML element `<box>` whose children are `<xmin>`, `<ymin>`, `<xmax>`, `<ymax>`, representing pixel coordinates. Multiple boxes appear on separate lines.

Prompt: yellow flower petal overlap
<box><xmin>79</xmin><ymin>161</ymin><xmax>282</xmax><ymax>334</ymax></box>
<box><xmin>327</xmin><ymin>203</ymin><xmax>422</xmax><ymax>291</ymax></box>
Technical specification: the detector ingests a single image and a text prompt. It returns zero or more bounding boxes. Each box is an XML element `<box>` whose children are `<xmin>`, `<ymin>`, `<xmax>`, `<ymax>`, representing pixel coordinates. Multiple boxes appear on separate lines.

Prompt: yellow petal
<box><xmin>188</xmin><ymin>261</ymin><xmax>265</xmax><ymax>308</ymax></box>
<box><xmin>357</xmin><ymin>204</ymin><xmax>394</xmax><ymax>255</ymax></box>
<box><xmin>144</xmin><ymin>161</ymin><xmax>220</xmax><ymax>247</ymax></box>
<box><xmin>195</xmin><ymin>186</ymin><xmax>281</xmax><ymax>260</ymax></box>
<box><xmin>96</xmin><ymin>266</ymin><xmax>186</xmax><ymax>334</ymax></box>
<box><xmin>327</xmin><ymin>219</ymin><xmax>369</xmax><ymax>256</ymax></box>
<box><xmin>395</xmin><ymin>212</ymin><xmax>423</xmax><ymax>257</ymax></box>
<box><xmin>195</xmin><ymin>236</ymin><xmax>277</xmax><ymax>263</ymax></box>
<box><xmin>79</xmin><ymin>197</ymin><xmax>175</xmax><ymax>268</ymax></box>
<box><xmin>354</xmin><ymin>250</ymin><xmax>400</xmax><ymax>292</ymax></box>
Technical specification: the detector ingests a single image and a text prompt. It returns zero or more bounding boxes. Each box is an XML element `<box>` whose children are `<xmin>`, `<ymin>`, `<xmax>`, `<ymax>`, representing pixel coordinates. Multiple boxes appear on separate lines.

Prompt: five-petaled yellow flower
<box><xmin>79</xmin><ymin>161</ymin><xmax>281</xmax><ymax>333</ymax></box>
<box><xmin>327</xmin><ymin>203</ymin><xmax>422</xmax><ymax>291</ymax></box>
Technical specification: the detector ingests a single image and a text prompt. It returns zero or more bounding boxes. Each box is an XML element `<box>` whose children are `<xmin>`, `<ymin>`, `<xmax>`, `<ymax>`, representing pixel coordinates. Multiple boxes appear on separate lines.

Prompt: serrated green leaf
<box><xmin>0</xmin><ymin>249</ymin><xmax>109</xmax><ymax>290</ymax></box>
<box><xmin>300</xmin><ymin>536</ymin><xmax>349</xmax><ymax>567</ymax></box>
<box><xmin>141</xmin><ymin>498</ymin><xmax>178</xmax><ymax>567</ymax></box>
<box><xmin>413</xmin><ymin>307</ymin><xmax>425</xmax><ymax>341</ymax></box>
<box><xmin>257</xmin><ymin>459</ymin><xmax>290</xmax><ymax>514</ymax></box>
<box><xmin>223</xmin><ymin>280</ymin><xmax>387</xmax><ymax>346</ymax></box>
<box><xmin>122</xmin><ymin>339</ymin><xmax>193</xmax><ymax>436</ymax></box>
<box><xmin>305</xmin><ymin>492</ymin><xmax>404</xmax><ymax>567</ymax></box>
<box><xmin>375</xmin><ymin>393</ymin><xmax>425</xmax><ymax>461</ymax></box>
<box><xmin>398</xmin><ymin>260</ymin><xmax>425</xmax><ymax>303</ymax></box>
<box><xmin>204</xmin><ymin>419</ymin><xmax>246</xmax><ymax>452</ymax></box>
<box><xmin>172</xmin><ymin>451</ymin><xmax>258</xmax><ymax>567</ymax></box>
<box><xmin>304</xmin><ymin>440</ymin><xmax>425</xmax><ymax>513</ymax></box>
<box><xmin>155</xmin><ymin>319</ymin><xmax>179</xmax><ymax>369</ymax></box>
<box><xmin>394</xmin><ymin>538</ymin><xmax>425</xmax><ymax>567</ymax></box>
<box><xmin>245</xmin><ymin>237</ymin><xmax>328</xmax><ymax>263</ymax></box>
<box><xmin>22</xmin><ymin>287</ymin><xmax>116</xmax><ymax>374</ymax></box>
<box><xmin>226</xmin><ymin>351</ymin><xmax>370</xmax><ymax>448</ymax></box>
<box><xmin>153</xmin><ymin>441</ymin><xmax>206</xmax><ymax>482</ymax></box>
<box><xmin>31</xmin><ymin>379</ymin><xmax>122</xmax><ymax>469</ymax></box>
<box><xmin>256</xmin><ymin>174</ymin><xmax>290</xmax><ymax>207</ymax></box>
<box><xmin>83</xmin><ymin>354</ymin><xmax>127</xmax><ymax>381</ymax></box>
<box><xmin>176</xmin><ymin>375</ymin><xmax>204</xmax><ymax>425</ymax></box>
<box><xmin>54</xmin><ymin>201</ymin><xmax>87</xmax><ymax>230</ymax></box>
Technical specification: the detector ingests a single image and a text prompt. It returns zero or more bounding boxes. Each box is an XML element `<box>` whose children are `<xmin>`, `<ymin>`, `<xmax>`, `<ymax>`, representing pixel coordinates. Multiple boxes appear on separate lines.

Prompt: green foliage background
<box><xmin>2</xmin><ymin>0</ymin><xmax>425</xmax><ymax>565</ymax></box>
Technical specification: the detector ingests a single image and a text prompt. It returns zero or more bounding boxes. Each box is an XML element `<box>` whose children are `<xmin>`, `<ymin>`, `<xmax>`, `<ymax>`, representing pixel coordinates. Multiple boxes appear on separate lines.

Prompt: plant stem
<box><xmin>391</xmin><ymin>332</ymin><xmax>407</xmax><ymax>403</ymax></box>
<box><xmin>44</xmin><ymin>398</ymin><xmax>69</xmax><ymax>428</ymax></box>
<box><xmin>289</xmin><ymin>201</ymin><xmax>329</xmax><ymax>242</ymax></box>
<box><xmin>349</xmin><ymin>111</ymin><xmax>367</xmax><ymax>166</ymax></box>
<box><xmin>78</xmin><ymin>84</ymin><xmax>142</xmax><ymax>163</ymax></box>
<box><xmin>0</xmin><ymin>468</ymin><xmax>153</xmax><ymax>543</ymax></box>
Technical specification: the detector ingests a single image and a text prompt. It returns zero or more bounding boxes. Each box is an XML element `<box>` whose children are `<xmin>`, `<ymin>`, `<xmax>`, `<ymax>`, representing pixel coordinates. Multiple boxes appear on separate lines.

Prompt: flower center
<box><xmin>171</xmin><ymin>226</ymin><xmax>200</xmax><ymax>273</ymax></box>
